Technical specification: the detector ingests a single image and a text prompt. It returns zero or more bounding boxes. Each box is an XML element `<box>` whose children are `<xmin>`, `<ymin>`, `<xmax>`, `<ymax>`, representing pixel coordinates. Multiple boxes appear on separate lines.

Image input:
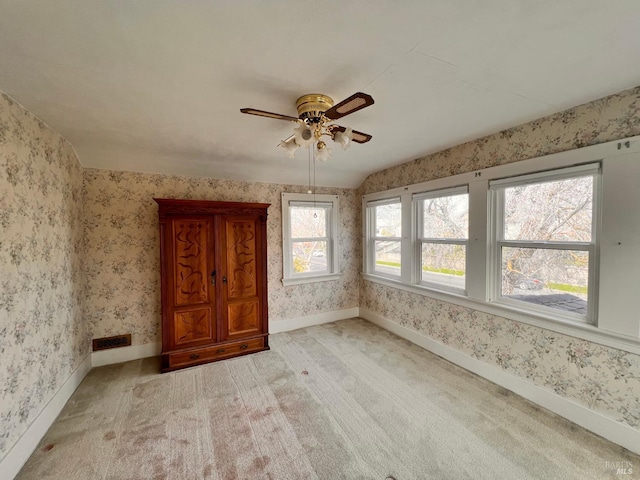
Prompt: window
<box><xmin>362</xmin><ymin>137</ymin><xmax>640</xmax><ymax>349</ymax></box>
<box><xmin>282</xmin><ymin>193</ymin><xmax>340</xmax><ymax>285</ymax></box>
<box><xmin>366</xmin><ymin>198</ymin><xmax>402</xmax><ymax>278</ymax></box>
<box><xmin>414</xmin><ymin>187</ymin><xmax>468</xmax><ymax>291</ymax></box>
<box><xmin>490</xmin><ymin>164</ymin><xmax>599</xmax><ymax>322</ymax></box>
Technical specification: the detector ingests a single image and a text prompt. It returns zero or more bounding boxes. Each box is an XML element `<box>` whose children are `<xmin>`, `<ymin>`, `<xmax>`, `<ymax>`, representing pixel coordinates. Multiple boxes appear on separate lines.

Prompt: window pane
<box><xmin>504</xmin><ymin>176</ymin><xmax>593</xmax><ymax>242</ymax></box>
<box><xmin>375</xmin><ymin>203</ymin><xmax>402</xmax><ymax>237</ymax></box>
<box><xmin>374</xmin><ymin>240</ymin><xmax>401</xmax><ymax>276</ymax></box>
<box><xmin>501</xmin><ymin>246</ymin><xmax>588</xmax><ymax>316</ymax></box>
<box><xmin>292</xmin><ymin>241</ymin><xmax>328</xmax><ymax>274</ymax></box>
<box><xmin>291</xmin><ymin>206</ymin><xmax>327</xmax><ymax>238</ymax></box>
<box><xmin>421</xmin><ymin>243</ymin><xmax>466</xmax><ymax>289</ymax></box>
<box><xmin>422</xmin><ymin>193</ymin><xmax>468</xmax><ymax>239</ymax></box>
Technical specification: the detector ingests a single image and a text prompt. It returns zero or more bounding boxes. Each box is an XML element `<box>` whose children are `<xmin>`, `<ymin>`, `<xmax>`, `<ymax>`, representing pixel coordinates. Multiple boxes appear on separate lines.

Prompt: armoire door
<box><xmin>220</xmin><ymin>214</ymin><xmax>265</xmax><ymax>341</ymax></box>
<box><xmin>164</xmin><ymin>216</ymin><xmax>217</xmax><ymax>351</ymax></box>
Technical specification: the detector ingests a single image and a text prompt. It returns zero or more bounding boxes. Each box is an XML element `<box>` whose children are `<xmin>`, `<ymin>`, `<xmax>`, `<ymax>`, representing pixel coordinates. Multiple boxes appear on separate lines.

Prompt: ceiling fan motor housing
<box><xmin>296</xmin><ymin>94</ymin><xmax>334</xmax><ymax>122</ymax></box>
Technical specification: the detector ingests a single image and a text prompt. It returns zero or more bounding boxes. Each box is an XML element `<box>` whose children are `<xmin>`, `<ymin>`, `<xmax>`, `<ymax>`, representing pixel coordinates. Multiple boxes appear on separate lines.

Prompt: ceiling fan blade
<box><xmin>331</xmin><ymin>125</ymin><xmax>372</xmax><ymax>144</ymax></box>
<box><xmin>276</xmin><ymin>134</ymin><xmax>295</xmax><ymax>147</ymax></box>
<box><xmin>323</xmin><ymin>92</ymin><xmax>374</xmax><ymax>120</ymax></box>
<box><xmin>240</xmin><ymin>108</ymin><xmax>299</xmax><ymax>122</ymax></box>
<box><xmin>351</xmin><ymin>130</ymin><xmax>373</xmax><ymax>144</ymax></box>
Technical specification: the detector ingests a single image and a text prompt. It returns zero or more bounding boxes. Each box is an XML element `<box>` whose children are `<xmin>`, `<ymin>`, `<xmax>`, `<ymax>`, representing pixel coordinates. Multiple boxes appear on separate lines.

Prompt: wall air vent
<box><xmin>92</xmin><ymin>334</ymin><xmax>132</xmax><ymax>351</ymax></box>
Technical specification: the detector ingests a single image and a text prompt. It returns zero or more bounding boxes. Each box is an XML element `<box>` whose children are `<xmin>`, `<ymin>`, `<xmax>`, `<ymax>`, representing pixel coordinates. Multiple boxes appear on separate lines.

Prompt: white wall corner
<box><xmin>91</xmin><ymin>342</ymin><xmax>161</xmax><ymax>367</ymax></box>
<box><xmin>269</xmin><ymin>307</ymin><xmax>360</xmax><ymax>334</ymax></box>
<box><xmin>359</xmin><ymin>308</ymin><xmax>640</xmax><ymax>456</ymax></box>
<box><xmin>1</xmin><ymin>353</ymin><xmax>92</xmax><ymax>480</ymax></box>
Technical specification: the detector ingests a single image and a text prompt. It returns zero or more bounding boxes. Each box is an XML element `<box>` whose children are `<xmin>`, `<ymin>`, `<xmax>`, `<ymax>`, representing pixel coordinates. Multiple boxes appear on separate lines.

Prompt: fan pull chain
<box><xmin>313</xmin><ymin>144</ymin><xmax>317</xmax><ymax>216</ymax></box>
<box><xmin>307</xmin><ymin>145</ymin><xmax>312</xmax><ymax>194</ymax></box>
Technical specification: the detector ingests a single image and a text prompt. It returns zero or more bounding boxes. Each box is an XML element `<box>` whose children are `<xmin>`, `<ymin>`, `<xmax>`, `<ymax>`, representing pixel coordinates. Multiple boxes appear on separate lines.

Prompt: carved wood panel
<box><xmin>174</xmin><ymin>308</ymin><xmax>213</xmax><ymax>345</ymax></box>
<box><xmin>156</xmin><ymin>199</ymin><xmax>269</xmax><ymax>372</ymax></box>
<box><xmin>226</xmin><ymin>220</ymin><xmax>257</xmax><ymax>299</ymax></box>
<box><xmin>173</xmin><ymin>219</ymin><xmax>210</xmax><ymax>306</ymax></box>
<box><xmin>227</xmin><ymin>300</ymin><xmax>260</xmax><ymax>337</ymax></box>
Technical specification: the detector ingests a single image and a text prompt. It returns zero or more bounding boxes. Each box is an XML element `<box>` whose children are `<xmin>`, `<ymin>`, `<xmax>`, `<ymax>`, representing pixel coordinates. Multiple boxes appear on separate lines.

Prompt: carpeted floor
<box><xmin>17</xmin><ymin>318</ymin><xmax>639</xmax><ymax>479</ymax></box>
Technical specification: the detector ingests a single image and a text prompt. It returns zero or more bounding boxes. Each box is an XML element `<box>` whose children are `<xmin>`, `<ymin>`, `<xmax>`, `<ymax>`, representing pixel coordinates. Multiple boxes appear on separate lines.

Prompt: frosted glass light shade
<box><xmin>333</xmin><ymin>127</ymin><xmax>353</xmax><ymax>150</ymax></box>
<box><xmin>316</xmin><ymin>144</ymin><xmax>332</xmax><ymax>162</ymax></box>
<box><xmin>279</xmin><ymin>137</ymin><xmax>299</xmax><ymax>158</ymax></box>
<box><xmin>294</xmin><ymin>123</ymin><xmax>314</xmax><ymax>147</ymax></box>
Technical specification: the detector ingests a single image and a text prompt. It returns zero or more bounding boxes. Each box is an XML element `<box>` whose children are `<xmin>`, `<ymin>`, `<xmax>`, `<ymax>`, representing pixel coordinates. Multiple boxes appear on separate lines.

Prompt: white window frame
<box><xmin>414</xmin><ymin>186</ymin><xmax>469</xmax><ymax>294</ymax></box>
<box><xmin>282</xmin><ymin>193</ymin><xmax>340</xmax><ymax>285</ymax></box>
<box><xmin>488</xmin><ymin>163</ymin><xmax>601</xmax><ymax>325</ymax></box>
<box><xmin>362</xmin><ymin>135</ymin><xmax>640</xmax><ymax>355</ymax></box>
<box><xmin>366</xmin><ymin>197</ymin><xmax>403</xmax><ymax>280</ymax></box>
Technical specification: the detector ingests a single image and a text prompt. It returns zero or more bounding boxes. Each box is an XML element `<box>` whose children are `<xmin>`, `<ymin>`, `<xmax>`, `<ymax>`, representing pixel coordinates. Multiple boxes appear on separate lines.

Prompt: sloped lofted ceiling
<box><xmin>1</xmin><ymin>1</ymin><xmax>639</xmax><ymax>188</ymax></box>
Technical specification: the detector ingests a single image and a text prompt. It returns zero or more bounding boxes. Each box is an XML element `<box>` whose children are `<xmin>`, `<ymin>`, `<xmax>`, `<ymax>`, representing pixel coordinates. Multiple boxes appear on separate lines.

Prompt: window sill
<box><xmin>282</xmin><ymin>273</ymin><xmax>342</xmax><ymax>286</ymax></box>
<box><xmin>361</xmin><ymin>273</ymin><xmax>640</xmax><ymax>355</ymax></box>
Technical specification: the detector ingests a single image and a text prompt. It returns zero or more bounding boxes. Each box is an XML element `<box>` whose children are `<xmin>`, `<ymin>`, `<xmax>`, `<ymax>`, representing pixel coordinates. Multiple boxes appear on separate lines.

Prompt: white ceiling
<box><xmin>1</xmin><ymin>1</ymin><xmax>639</xmax><ymax>188</ymax></box>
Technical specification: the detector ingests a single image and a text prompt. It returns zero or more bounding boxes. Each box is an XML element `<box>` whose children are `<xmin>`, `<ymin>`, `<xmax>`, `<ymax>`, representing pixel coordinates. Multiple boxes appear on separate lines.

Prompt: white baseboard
<box><xmin>91</xmin><ymin>342</ymin><xmax>161</xmax><ymax>367</ymax></box>
<box><xmin>359</xmin><ymin>308</ymin><xmax>640</xmax><ymax>456</ymax></box>
<box><xmin>269</xmin><ymin>307</ymin><xmax>360</xmax><ymax>334</ymax></box>
<box><xmin>1</xmin><ymin>353</ymin><xmax>92</xmax><ymax>480</ymax></box>
<box><xmin>91</xmin><ymin>310</ymin><xmax>362</xmax><ymax>366</ymax></box>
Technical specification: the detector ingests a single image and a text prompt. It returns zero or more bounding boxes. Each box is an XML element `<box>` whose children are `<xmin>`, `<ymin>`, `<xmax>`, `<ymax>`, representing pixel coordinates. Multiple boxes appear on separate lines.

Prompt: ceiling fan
<box><xmin>240</xmin><ymin>92</ymin><xmax>374</xmax><ymax>161</ymax></box>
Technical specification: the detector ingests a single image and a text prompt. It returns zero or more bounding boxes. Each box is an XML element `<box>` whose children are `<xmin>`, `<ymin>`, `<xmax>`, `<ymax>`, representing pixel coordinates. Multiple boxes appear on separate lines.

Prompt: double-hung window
<box><xmin>362</xmin><ymin>136</ymin><xmax>640</xmax><ymax>346</ymax></box>
<box><xmin>366</xmin><ymin>198</ymin><xmax>402</xmax><ymax>278</ymax></box>
<box><xmin>489</xmin><ymin>163</ymin><xmax>600</xmax><ymax>323</ymax></box>
<box><xmin>282</xmin><ymin>193</ymin><xmax>340</xmax><ymax>285</ymax></box>
<box><xmin>414</xmin><ymin>187</ymin><xmax>469</xmax><ymax>292</ymax></box>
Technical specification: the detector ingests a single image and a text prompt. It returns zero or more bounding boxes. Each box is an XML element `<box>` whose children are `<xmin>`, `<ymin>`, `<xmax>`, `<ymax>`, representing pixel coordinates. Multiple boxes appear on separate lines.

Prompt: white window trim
<box><xmin>362</xmin><ymin>135</ymin><xmax>640</xmax><ymax>355</ymax></box>
<box><xmin>488</xmin><ymin>163</ymin><xmax>600</xmax><ymax>324</ymax></box>
<box><xmin>282</xmin><ymin>193</ymin><xmax>340</xmax><ymax>286</ymax></box>
<box><xmin>366</xmin><ymin>197</ymin><xmax>403</xmax><ymax>280</ymax></box>
<box><xmin>413</xmin><ymin>186</ymin><xmax>469</xmax><ymax>294</ymax></box>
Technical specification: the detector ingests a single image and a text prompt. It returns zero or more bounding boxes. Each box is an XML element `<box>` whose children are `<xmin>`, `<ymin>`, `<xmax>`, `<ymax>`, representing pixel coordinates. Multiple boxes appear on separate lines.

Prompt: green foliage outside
<box><xmin>423</xmin><ymin>265</ymin><xmax>464</xmax><ymax>276</ymax></box>
<box><xmin>546</xmin><ymin>282</ymin><xmax>588</xmax><ymax>295</ymax></box>
<box><xmin>375</xmin><ymin>261</ymin><xmax>464</xmax><ymax>276</ymax></box>
<box><xmin>376</xmin><ymin>261</ymin><xmax>587</xmax><ymax>294</ymax></box>
<box><xmin>294</xmin><ymin>257</ymin><xmax>309</xmax><ymax>273</ymax></box>
<box><xmin>374</xmin><ymin>260</ymin><xmax>399</xmax><ymax>267</ymax></box>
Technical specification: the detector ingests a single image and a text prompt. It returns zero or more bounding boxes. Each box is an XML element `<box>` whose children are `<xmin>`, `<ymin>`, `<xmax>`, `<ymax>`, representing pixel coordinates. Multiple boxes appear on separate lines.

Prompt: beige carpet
<box><xmin>17</xmin><ymin>318</ymin><xmax>639</xmax><ymax>479</ymax></box>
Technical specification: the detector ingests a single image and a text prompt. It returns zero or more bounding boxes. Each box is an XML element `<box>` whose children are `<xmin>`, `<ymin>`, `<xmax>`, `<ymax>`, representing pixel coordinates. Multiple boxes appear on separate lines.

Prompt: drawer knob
<box><xmin>189</xmin><ymin>353</ymin><xmax>200</xmax><ymax>360</ymax></box>
<box><xmin>240</xmin><ymin>344</ymin><xmax>248</xmax><ymax>350</ymax></box>
<box><xmin>217</xmin><ymin>348</ymin><xmax>226</xmax><ymax>354</ymax></box>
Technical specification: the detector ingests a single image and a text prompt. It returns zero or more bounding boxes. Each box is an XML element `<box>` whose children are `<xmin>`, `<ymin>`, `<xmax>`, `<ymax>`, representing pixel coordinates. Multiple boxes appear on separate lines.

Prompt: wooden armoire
<box><xmin>154</xmin><ymin>198</ymin><xmax>270</xmax><ymax>372</ymax></box>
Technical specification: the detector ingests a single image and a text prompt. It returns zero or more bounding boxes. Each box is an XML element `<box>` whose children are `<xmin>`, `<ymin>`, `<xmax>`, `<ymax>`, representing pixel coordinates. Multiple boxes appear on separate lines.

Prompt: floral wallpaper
<box><xmin>359</xmin><ymin>85</ymin><xmax>640</xmax><ymax>430</ymax></box>
<box><xmin>360</xmin><ymin>86</ymin><xmax>640</xmax><ymax>195</ymax></box>
<box><xmin>83</xmin><ymin>170</ymin><xmax>359</xmax><ymax>346</ymax></box>
<box><xmin>0</xmin><ymin>92</ymin><xmax>88</xmax><ymax>460</ymax></box>
<box><xmin>360</xmin><ymin>282</ymin><xmax>640</xmax><ymax>429</ymax></box>
<box><xmin>2</xmin><ymin>80</ymin><xmax>639</xmax><ymax>467</ymax></box>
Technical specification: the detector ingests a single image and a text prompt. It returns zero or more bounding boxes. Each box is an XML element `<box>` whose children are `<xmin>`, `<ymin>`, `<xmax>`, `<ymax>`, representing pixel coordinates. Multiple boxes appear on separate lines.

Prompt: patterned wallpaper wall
<box><xmin>361</xmin><ymin>283</ymin><xmax>640</xmax><ymax>429</ymax></box>
<box><xmin>359</xmin><ymin>85</ymin><xmax>640</xmax><ymax>430</ymax></box>
<box><xmin>83</xmin><ymin>170</ymin><xmax>359</xmax><ymax>346</ymax></box>
<box><xmin>2</xmin><ymin>82</ymin><xmax>639</xmax><ymax>464</ymax></box>
<box><xmin>361</xmin><ymin>86</ymin><xmax>640</xmax><ymax>195</ymax></box>
<box><xmin>0</xmin><ymin>93</ymin><xmax>88</xmax><ymax>460</ymax></box>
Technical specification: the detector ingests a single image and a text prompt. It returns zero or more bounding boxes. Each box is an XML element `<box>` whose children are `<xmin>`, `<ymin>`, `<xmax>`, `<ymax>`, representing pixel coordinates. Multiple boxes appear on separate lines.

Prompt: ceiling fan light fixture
<box><xmin>241</xmin><ymin>91</ymin><xmax>374</xmax><ymax>161</ymax></box>
<box><xmin>294</xmin><ymin>122</ymin><xmax>315</xmax><ymax>147</ymax></box>
<box><xmin>316</xmin><ymin>141</ymin><xmax>332</xmax><ymax>162</ymax></box>
<box><xmin>279</xmin><ymin>137</ymin><xmax>299</xmax><ymax>158</ymax></box>
<box><xmin>333</xmin><ymin>127</ymin><xmax>353</xmax><ymax>150</ymax></box>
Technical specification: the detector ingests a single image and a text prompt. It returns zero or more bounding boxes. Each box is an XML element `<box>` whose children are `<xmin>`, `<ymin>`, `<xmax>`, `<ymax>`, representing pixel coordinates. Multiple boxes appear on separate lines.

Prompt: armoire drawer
<box><xmin>166</xmin><ymin>337</ymin><xmax>266</xmax><ymax>369</ymax></box>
